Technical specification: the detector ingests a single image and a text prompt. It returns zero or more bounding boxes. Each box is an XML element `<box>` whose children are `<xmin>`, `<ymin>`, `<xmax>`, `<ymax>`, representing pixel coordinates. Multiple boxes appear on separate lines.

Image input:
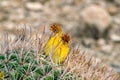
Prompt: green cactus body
<box><xmin>0</xmin><ymin>49</ymin><xmax>73</xmax><ymax>80</ymax></box>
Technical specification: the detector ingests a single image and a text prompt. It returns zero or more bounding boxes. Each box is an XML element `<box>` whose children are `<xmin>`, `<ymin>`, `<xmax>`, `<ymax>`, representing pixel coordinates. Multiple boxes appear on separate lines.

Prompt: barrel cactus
<box><xmin>0</xmin><ymin>49</ymin><xmax>73</xmax><ymax>80</ymax></box>
<box><xmin>0</xmin><ymin>26</ymin><xmax>118</xmax><ymax>80</ymax></box>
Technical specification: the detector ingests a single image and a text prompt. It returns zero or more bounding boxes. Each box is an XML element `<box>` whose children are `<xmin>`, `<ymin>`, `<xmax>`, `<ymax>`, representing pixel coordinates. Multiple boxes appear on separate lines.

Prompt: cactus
<box><xmin>0</xmin><ymin>26</ymin><xmax>118</xmax><ymax>80</ymax></box>
<box><xmin>0</xmin><ymin>49</ymin><xmax>73</xmax><ymax>80</ymax></box>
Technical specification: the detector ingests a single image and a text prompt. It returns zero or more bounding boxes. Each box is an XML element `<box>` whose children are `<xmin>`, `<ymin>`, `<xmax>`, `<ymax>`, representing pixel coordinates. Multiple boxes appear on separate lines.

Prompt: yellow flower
<box><xmin>0</xmin><ymin>71</ymin><xmax>4</xmax><ymax>80</ymax></box>
<box><xmin>44</xmin><ymin>23</ymin><xmax>62</xmax><ymax>56</ymax></box>
<box><xmin>44</xmin><ymin>23</ymin><xmax>70</xmax><ymax>64</ymax></box>
<box><xmin>52</xmin><ymin>33</ymin><xmax>70</xmax><ymax>64</ymax></box>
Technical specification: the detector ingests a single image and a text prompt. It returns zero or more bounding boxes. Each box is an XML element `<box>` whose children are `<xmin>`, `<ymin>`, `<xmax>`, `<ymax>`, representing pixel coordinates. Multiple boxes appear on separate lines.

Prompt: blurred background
<box><xmin>0</xmin><ymin>0</ymin><xmax>120</xmax><ymax>75</ymax></box>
